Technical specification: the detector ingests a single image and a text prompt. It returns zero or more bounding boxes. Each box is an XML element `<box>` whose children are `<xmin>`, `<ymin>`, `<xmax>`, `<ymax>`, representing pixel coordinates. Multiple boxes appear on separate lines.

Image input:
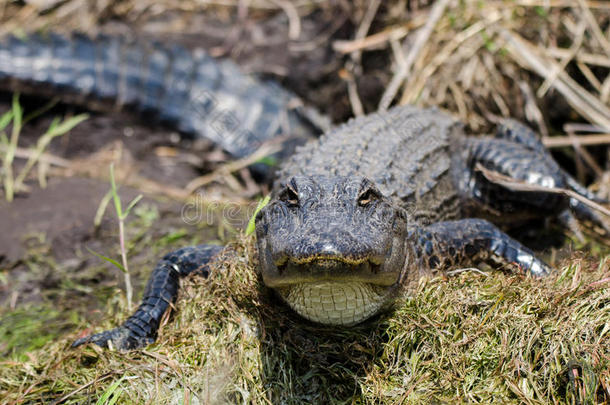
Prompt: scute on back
<box><xmin>276</xmin><ymin>106</ymin><xmax>464</xmax><ymax>228</ymax></box>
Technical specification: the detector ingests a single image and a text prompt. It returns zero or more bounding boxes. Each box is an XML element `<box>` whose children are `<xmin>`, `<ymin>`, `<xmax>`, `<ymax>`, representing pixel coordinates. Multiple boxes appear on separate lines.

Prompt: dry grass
<box><xmin>1</xmin><ymin>1</ymin><xmax>609</xmax><ymax>126</ymax></box>
<box><xmin>1</xmin><ymin>236</ymin><xmax>609</xmax><ymax>403</ymax></box>
<box><xmin>2</xmin><ymin>1</ymin><xmax>610</xmax><ymax>153</ymax></box>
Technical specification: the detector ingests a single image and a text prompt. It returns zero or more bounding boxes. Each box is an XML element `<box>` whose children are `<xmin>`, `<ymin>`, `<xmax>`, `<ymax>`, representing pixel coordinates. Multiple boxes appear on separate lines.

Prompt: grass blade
<box><xmin>94</xmin><ymin>190</ymin><xmax>114</xmax><ymax>228</ymax></box>
<box><xmin>123</xmin><ymin>195</ymin><xmax>143</xmax><ymax>219</ymax></box>
<box><xmin>22</xmin><ymin>97</ymin><xmax>59</xmax><ymax>125</ymax></box>
<box><xmin>246</xmin><ymin>195</ymin><xmax>270</xmax><ymax>235</ymax></box>
<box><xmin>96</xmin><ymin>376</ymin><xmax>125</xmax><ymax>405</ymax></box>
<box><xmin>109</xmin><ymin>164</ymin><xmax>123</xmax><ymax>218</ymax></box>
<box><xmin>0</xmin><ymin>110</ymin><xmax>13</xmax><ymax>132</ymax></box>
<box><xmin>86</xmin><ymin>247</ymin><xmax>126</xmax><ymax>273</ymax></box>
<box><xmin>47</xmin><ymin>113</ymin><xmax>89</xmax><ymax>137</ymax></box>
<box><xmin>2</xmin><ymin>94</ymin><xmax>23</xmax><ymax>201</ymax></box>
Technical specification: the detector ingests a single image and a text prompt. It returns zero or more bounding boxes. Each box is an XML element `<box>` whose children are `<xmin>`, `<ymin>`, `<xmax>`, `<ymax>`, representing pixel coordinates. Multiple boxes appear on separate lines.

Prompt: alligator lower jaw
<box><xmin>276</xmin><ymin>281</ymin><xmax>392</xmax><ymax>326</ymax></box>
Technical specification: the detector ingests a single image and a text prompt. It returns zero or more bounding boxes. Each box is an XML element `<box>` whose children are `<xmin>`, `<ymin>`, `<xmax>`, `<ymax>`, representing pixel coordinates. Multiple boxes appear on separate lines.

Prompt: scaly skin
<box><xmin>66</xmin><ymin>105</ymin><xmax>606</xmax><ymax>350</ymax></box>
<box><xmin>255</xmin><ymin>108</ymin><xmax>569</xmax><ymax>328</ymax></box>
<box><xmin>408</xmin><ymin>219</ymin><xmax>550</xmax><ymax>279</ymax></box>
<box><xmin>0</xmin><ymin>33</ymin><xmax>321</xmax><ymax>160</ymax></box>
<box><xmin>462</xmin><ymin>119</ymin><xmax>610</xmax><ymax>234</ymax></box>
<box><xmin>275</xmin><ymin>106</ymin><xmax>464</xmax><ymax>229</ymax></box>
<box><xmin>495</xmin><ymin>119</ymin><xmax>606</xmax><ymax>203</ymax></box>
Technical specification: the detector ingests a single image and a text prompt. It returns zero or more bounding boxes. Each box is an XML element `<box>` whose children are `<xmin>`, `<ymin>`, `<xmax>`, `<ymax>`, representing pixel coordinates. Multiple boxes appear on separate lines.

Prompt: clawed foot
<box><xmin>71</xmin><ymin>244</ymin><xmax>222</xmax><ymax>351</ymax></box>
<box><xmin>72</xmin><ymin>326</ymin><xmax>153</xmax><ymax>351</ymax></box>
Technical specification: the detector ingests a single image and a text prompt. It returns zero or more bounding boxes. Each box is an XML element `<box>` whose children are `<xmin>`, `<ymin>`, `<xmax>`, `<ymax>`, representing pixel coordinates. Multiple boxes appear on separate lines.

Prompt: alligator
<box><xmin>0</xmin><ymin>33</ymin><xmax>323</xmax><ymax>164</ymax></box>
<box><xmin>0</xmin><ymin>34</ymin><xmax>607</xmax><ymax>350</ymax></box>
<box><xmin>69</xmin><ymin>107</ymin><xmax>610</xmax><ymax>350</ymax></box>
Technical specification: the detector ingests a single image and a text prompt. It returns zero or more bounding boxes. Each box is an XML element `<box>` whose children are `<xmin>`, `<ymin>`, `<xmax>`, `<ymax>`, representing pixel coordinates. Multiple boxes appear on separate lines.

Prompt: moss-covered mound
<box><xmin>1</xmin><ymin>236</ymin><xmax>608</xmax><ymax>404</ymax></box>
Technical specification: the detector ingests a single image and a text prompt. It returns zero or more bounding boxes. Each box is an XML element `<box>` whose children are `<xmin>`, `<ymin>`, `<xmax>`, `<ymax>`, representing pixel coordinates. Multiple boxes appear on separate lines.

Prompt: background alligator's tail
<box><xmin>0</xmin><ymin>33</ymin><xmax>323</xmax><ymax>160</ymax></box>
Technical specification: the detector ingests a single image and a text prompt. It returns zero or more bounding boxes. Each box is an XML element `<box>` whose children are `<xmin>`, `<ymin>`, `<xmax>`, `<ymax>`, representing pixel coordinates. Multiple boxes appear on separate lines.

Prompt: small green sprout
<box><xmin>246</xmin><ymin>195</ymin><xmax>271</xmax><ymax>235</ymax></box>
<box><xmin>89</xmin><ymin>164</ymin><xmax>142</xmax><ymax>310</ymax></box>
<box><xmin>0</xmin><ymin>93</ymin><xmax>87</xmax><ymax>201</ymax></box>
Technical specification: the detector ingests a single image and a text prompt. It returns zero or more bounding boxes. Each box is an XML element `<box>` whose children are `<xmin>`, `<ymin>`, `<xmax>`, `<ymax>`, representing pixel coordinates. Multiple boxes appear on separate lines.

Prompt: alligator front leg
<box><xmin>495</xmin><ymin>119</ymin><xmax>607</xmax><ymax>203</ymax></box>
<box><xmin>409</xmin><ymin>219</ymin><xmax>551</xmax><ymax>277</ymax></box>
<box><xmin>460</xmin><ymin>134</ymin><xmax>610</xmax><ymax>236</ymax></box>
<box><xmin>72</xmin><ymin>244</ymin><xmax>224</xmax><ymax>350</ymax></box>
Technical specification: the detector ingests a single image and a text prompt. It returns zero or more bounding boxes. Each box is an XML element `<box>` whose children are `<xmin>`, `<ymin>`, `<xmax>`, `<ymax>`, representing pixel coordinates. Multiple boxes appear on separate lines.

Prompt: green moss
<box><xmin>1</xmin><ymin>236</ymin><xmax>608</xmax><ymax>403</ymax></box>
<box><xmin>0</xmin><ymin>306</ymin><xmax>79</xmax><ymax>360</ymax></box>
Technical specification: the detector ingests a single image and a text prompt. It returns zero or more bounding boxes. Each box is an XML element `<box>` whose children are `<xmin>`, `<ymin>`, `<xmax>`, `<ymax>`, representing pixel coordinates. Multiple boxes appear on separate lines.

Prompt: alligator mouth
<box><xmin>264</xmin><ymin>256</ymin><xmax>397</xmax><ymax>288</ymax></box>
<box><xmin>261</xmin><ymin>254</ymin><xmax>401</xmax><ymax>325</ymax></box>
<box><xmin>276</xmin><ymin>254</ymin><xmax>384</xmax><ymax>266</ymax></box>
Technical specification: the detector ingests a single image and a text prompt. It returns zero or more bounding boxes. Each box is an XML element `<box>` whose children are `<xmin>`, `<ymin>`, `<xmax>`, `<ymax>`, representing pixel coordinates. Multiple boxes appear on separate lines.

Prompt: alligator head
<box><xmin>255</xmin><ymin>175</ymin><xmax>409</xmax><ymax>325</ymax></box>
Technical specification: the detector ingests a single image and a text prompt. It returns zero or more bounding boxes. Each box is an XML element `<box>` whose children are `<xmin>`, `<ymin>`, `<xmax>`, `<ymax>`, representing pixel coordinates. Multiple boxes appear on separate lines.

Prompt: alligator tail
<box><xmin>0</xmin><ymin>33</ymin><xmax>319</xmax><ymax>159</ymax></box>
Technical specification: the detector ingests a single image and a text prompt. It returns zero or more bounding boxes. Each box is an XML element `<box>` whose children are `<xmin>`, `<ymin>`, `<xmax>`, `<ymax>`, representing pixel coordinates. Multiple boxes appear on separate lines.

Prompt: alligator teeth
<box><xmin>274</xmin><ymin>256</ymin><xmax>288</xmax><ymax>267</ymax></box>
<box><xmin>287</xmin><ymin>256</ymin><xmax>371</xmax><ymax>265</ymax></box>
<box><xmin>316</xmin><ymin>259</ymin><xmax>340</xmax><ymax>268</ymax></box>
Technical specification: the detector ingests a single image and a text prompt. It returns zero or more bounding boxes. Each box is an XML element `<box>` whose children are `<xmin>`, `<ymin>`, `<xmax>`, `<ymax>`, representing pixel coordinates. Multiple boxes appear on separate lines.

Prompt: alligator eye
<box><xmin>358</xmin><ymin>188</ymin><xmax>380</xmax><ymax>206</ymax></box>
<box><xmin>280</xmin><ymin>184</ymin><xmax>299</xmax><ymax>206</ymax></box>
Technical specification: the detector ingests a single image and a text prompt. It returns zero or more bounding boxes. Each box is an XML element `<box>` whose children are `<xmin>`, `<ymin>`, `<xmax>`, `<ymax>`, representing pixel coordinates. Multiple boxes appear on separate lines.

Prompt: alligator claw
<box><xmin>72</xmin><ymin>327</ymin><xmax>153</xmax><ymax>351</ymax></box>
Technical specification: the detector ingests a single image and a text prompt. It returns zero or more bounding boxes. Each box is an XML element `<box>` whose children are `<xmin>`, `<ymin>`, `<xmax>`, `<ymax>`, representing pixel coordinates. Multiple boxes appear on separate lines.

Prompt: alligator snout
<box><xmin>272</xmin><ymin>240</ymin><xmax>387</xmax><ymax>266</ymax></box>
<box><xmin>255</xmin><ymin>175</ymin><xmax>409</xmax><ymax>294</ymax></box>
<box><xmin>261</xmin><ymin>233</ymin><xmax>396</xmax><ymax>286</ymax></box>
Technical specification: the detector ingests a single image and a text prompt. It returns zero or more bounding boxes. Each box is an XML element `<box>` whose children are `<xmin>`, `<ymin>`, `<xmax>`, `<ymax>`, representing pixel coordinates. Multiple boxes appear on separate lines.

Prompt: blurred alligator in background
<box><xmin>0</xmin><ymin>33</ymin><xmax>324</xmax><ymax>162</ymax></box>
<box><xmin>0</xmin><ymin>34</ymin><xmax>608</xmax><ymax>351</ymax></box>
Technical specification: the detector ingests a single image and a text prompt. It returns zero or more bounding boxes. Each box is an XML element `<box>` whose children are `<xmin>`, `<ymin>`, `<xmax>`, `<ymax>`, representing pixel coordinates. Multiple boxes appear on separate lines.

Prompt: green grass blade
<box><xmin>255</xmin><ymin>156</ymin><xmax>278</xmax><ymax>167</ymax></box>
<box><xmin>94</xmin><ymin>190</ymin><xmax>114</xmax><ymax>228</ymax></box>
<box><xmin>246</xmin><ymin>195</ymin><xmax>270</xmax><ymax>235</ymax></box>
<box><xmin>47</xmin><ymin>113</ymin><xmax>89</xmax><ymax>137</ymax></box>
<box><xmin>86</xmin><ymin>247</ymin><xmax>126</xmax><ymax>273</ymax></box>
<box><xmin>0</xmin><ymin>110</ymin><xmax>13</xmax><ymax>132</ymax></box>
<box><xmin>96</xmin><ymin>376</ymin><xmax>125</xmax><ymax>405</ymax></box>
<box><xmin>109</xmin><ymin>164</ymin><xmax>123</xmax><ymax>218</ymax></box>
<box><xmin>122</xmin><ymin>195</ymin><xmax>143</xmax><ymax>220</ymax></box>
<box><xmin>22</xmin><ymin>97</ymin><xmax>59</xmax><ymax>125</ymax></box>
<box><xmin>0</xmin><ymin>109</ymin><xmax>13</xmax><ymax>148</ymax></box>
<box><xmin>3</xmin><ymin>94</ymin><xmax>23</xmax><ymax>201</ymax></box>
<box><xmin>105</xmin><ymin>388</ymin><xmax>123</xmax><ymax>405</ymax></box>
<box><xmin>44</xmin><ymin>117</ymin><xmax>60</xmax><ymax>137</ymax></box>
<box><xmin>11</xmin><ymin>93</ymin><xmax>22</xmax><ymax>131</ymax></box>
<box><xmin>14</xmin><ymin>114</ymin><xmax>88</xmax><ymax>191</ymax></box>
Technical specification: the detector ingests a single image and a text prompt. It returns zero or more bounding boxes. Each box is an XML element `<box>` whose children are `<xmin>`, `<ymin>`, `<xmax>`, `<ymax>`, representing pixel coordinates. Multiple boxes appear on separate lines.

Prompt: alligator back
<box><xmin>276</xmin><ymin>106</ymin><xmax>464</xmax><ymax>227</ymax></box>
<box><xmin>0</xmin><ymin>33</ymin><xmax>318</xmax><ymax>158</ymax></box>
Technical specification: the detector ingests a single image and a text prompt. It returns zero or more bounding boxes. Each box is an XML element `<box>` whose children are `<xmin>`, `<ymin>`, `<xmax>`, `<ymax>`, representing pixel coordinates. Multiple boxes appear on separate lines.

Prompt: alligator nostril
<box><xmin>320</xmin><ymin>243</ymin><xmax>340</xmax><ymax>256</ymax></box>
